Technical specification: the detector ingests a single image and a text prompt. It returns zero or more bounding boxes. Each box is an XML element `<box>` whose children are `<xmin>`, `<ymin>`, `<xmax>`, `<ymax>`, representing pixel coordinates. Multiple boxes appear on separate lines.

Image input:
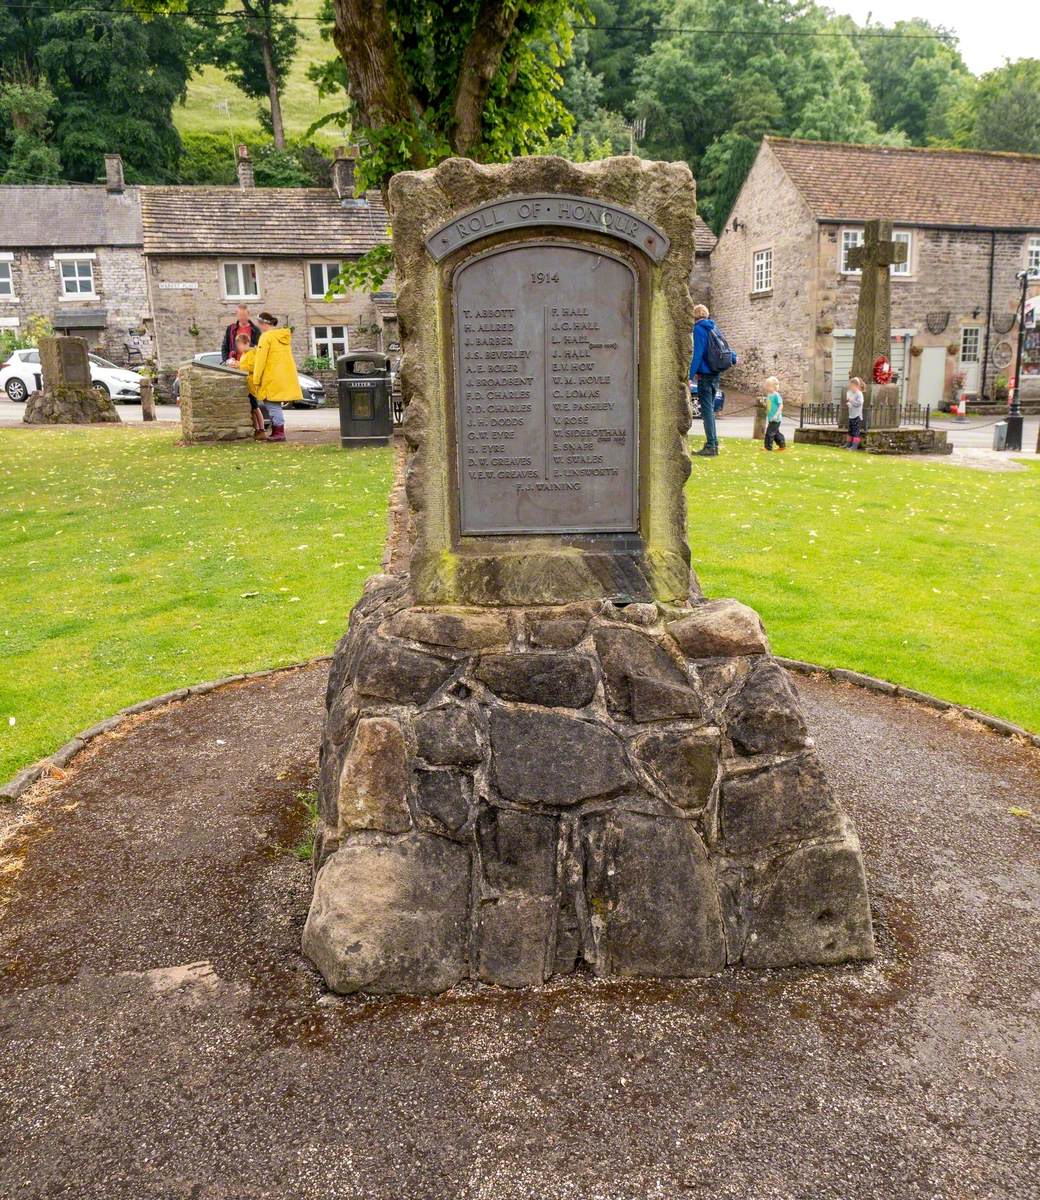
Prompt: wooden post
<box><xmin>140</xmin><ymin>378</ymin><xmax>156</xmax><ymax>422</ymax></box>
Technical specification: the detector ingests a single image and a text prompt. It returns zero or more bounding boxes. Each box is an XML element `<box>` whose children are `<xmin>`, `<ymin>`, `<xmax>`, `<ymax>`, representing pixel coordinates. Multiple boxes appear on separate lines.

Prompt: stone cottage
<box><xmin>0</xmin><ymin>154</ymin><xmax>152</xmax><ymax>362</ymax></box>
<box><xmin>710</xmin><ymin>138</ymin><xmax>1040</xmax><ymax>406</ymax></box>
<box><xmin>141</xmin><ymin>147</ymin><xmax>394</xmax><ymax>375</ymax></box>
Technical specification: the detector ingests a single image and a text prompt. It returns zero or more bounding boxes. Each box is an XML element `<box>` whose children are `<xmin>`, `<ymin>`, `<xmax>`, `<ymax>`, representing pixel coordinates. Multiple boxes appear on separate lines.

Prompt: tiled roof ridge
<box><xmin>765</xmin><ymin>135</ymin><xmax>1040</xmax><ymax>165</ymax></box>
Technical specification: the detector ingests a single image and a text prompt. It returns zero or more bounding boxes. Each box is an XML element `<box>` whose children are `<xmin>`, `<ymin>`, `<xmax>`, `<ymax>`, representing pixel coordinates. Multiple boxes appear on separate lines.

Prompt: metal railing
<box><xmin>799</xmin><ymin>402</ymin><xmax>931</xmax><ymax>430</ymax></box>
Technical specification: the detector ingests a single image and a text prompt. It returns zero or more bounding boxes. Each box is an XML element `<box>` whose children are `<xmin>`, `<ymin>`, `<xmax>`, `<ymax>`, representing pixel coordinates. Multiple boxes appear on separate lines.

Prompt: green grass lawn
<box><xmin>0</xmin><ymin>426</ymin><xmax>391</xmax><ymax>781</ymax></box>
<box><xmin>1</xmin><ymin>427</ymin><xmax>1038</xmax><ymax>783</ymax></box>
<box><xmin>175</xmin><ymin>0</ymin><xmax>342</xmax><ymax>141</ymax></box>
<box><xmin>688</xmin><ymin>439</ymin><xmax>1040</xmax><ymax>731</ymax></box>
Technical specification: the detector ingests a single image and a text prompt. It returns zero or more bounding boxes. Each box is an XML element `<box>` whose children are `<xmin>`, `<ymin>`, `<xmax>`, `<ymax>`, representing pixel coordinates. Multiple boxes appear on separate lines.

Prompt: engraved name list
<box><xmin>453</xmin><ymin>242</ymin><xmax>638</xmax><ymax>536</ymax></box>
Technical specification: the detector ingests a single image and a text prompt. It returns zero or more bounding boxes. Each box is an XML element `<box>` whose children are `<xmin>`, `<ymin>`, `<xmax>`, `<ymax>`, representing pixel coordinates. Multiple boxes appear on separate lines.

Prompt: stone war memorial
<box><xmin>23</xmin><ymin>335</ymin><xmax>120</xmax><ymax>425</ymax></box>
<box><xmin>303</xmin><ymin>156</ymin><xmax>875</xmax><ymax>995</ymax></box>
<box><xmin>797</xmin><ymin>219</ymin><xmax>949</xmax><ymax>455</ymax></box>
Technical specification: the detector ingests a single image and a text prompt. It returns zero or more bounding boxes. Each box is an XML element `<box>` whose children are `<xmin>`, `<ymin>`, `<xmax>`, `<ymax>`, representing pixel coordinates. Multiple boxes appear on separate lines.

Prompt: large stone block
<box><xmin>742</xmin><ymin>830</ymin><xmax>875</xmax><ymax>968</ymax></box>
<box><xmin>721</xmin><ymin>753</ymin><xmax>843</xmax><ymax>854</ymax></box>
<box><xmin>590</xmin><ymin>812</ymin><xmax>726</xmax><ymax>978</ymax></box>
<box><xmin>632</xmin><ymin>725</ymin><xmax>721</xmax><ymax>811</ymax></box>
<box><xmin>724</xmin><ymin>660</ymin><xmax>808</xmax><ymax>756</ymax></box>
<box><xmin>474</xmin><ymin>650</ymin><xmax>597</xmax><ymax>708</ymax></box>
<box><xmin>490</xmin><ymin>707</ymin><xmax>631</xmax><ymax>806</ymax></box>
<box><xmin>303</xmin><ymin>835</ymin><xmax>470</xmax><ymax>995</ymax></box>
<box><xmin>668</xmin><ymin>599</ymin><xmax>770</xmax><ymax>659</ymax></box>
<box><xmin>337</xmin><ymin>716</ymin><xmax>410</xmax><ymax>835</ymax></box>
<box><xmin>593</xmin><ymin>625</ymin><xmax>701</xmax><ymax>721</ymax></box>
<box><xmin>353</xmin><ymin>635</ymin><xmax>456</xmax><ymax>705</ymax></box>
<box><xmin>413</xmin><ymin>704</ymin><xmax>482</xmax><ymax>766</ymax></box>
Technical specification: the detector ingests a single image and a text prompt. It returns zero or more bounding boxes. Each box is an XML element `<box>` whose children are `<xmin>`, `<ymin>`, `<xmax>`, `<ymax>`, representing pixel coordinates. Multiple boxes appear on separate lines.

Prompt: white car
<box><xmin>0</xmin><ymin>348</ymin><xmax>144</xmax><ymax>403</ymax></box>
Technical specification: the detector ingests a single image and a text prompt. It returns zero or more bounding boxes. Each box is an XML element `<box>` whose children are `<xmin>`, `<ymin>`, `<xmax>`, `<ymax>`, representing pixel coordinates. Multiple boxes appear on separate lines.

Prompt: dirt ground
<box><xmin>0</xmin><ymin>663</ymin><xmax>1038</xmax><ymax>1200</ymax></box>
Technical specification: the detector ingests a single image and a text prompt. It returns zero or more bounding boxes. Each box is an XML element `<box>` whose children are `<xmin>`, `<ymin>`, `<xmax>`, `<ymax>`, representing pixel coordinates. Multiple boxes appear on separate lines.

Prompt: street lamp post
<box><xmin>1006</xmin><ymin>269</ymin><xmax>1031</xmax><ymax>452</ymax></box>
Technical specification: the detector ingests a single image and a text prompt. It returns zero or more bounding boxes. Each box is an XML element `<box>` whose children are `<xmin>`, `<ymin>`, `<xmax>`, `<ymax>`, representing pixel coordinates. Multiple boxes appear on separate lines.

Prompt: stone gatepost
<box><xmin>303</xmin><ymin>156</ymin><xmax>875</xmax><ymax>996</ymax></box>
<box><xmin>23</xmin><ymin>336</ymin><xmax>120</xmax><ymax>424</ymax></box>
<box><xmin>179</xmin><ymin>362</ymin><xmax>253</xmax><ymax>443</ymax></box>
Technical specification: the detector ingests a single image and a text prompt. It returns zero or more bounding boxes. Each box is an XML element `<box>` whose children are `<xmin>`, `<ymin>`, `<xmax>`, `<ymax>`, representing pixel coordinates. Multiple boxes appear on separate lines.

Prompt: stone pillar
<box><xmin>179</xmin><ymin>363</ymin><xmax>252</xmax><ymax>442</ymax></box>
<box><xmin>140</xmin><ymin>378</ymin><xmax>156</xmax><ymax>422</ymax></box>
<box><xmin>302</xmin><ymin>156</ymin><xmax>876</xmax><ymax>996</ymax></box>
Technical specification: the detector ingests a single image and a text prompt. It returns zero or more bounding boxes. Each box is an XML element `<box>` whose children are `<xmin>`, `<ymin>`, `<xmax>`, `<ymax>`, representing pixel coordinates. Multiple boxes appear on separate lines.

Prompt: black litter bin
<box><xmin>337</xmin><ymin>351</ymin><xmax>392</xmax><ymax>447</ymax></box>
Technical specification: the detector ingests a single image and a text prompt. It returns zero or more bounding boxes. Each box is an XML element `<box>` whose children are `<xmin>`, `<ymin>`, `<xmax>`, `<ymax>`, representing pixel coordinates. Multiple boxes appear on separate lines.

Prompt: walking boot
<box><xmin>268</xmin><ymin>425</ymin><xmax>286</xmax><ymax>442</ymax></box>
<box><xmin>695</xmin><ymin>444</ymin><xmax>718</xmax><ymax>457</ymax></box>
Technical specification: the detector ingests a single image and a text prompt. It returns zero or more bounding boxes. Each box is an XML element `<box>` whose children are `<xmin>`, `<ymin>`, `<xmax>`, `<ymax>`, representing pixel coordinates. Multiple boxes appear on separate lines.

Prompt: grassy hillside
<box><xmin>175</xmin><ymin>0</ymin><xmax>345</xmax><ymax>141</ymax></box>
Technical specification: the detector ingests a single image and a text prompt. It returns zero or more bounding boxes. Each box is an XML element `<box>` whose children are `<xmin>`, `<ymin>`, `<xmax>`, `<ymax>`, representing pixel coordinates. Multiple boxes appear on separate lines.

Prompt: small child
<box><xmin>230</xmin><ymin>331</ymin><xmax>267</xmax><ymax>440</ymax></box>
<box><xmin>845</xmin><ymin>376</ymin><xmax>865</xmax><ymax>450</ymax></box>
<box><xmin>763</xmin><ymin>377</ymin><xmax>786</xmax><ymax>451</ymax></box>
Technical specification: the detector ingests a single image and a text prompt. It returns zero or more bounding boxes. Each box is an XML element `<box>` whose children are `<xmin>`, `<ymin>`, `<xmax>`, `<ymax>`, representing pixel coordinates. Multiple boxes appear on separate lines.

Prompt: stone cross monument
<box><xmin>303</xmin><ymin>156</ymin><xmax>875</xmax><ymax>996</ymax></box>
<box><xmin>847</xmin><ymin>219</ymin><xmax>907</xmax><ymax>429</ymax></box>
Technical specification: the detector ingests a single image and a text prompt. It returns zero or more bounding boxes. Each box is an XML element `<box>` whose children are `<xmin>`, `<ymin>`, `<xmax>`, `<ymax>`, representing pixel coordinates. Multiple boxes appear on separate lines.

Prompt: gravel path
<box><xmin>1</xmin><ymin>664</ymin><xmax>1037</xmax><ymax>1200</ymax></box>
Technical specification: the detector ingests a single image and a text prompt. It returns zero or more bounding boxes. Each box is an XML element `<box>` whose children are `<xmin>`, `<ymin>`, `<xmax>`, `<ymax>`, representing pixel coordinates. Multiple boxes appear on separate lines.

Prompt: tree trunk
<box><xmin>451</xmin><ymin>0</ymin><xmax>520</xmax><ymax>156</ymax></box>
<box><xmin>259</xmin><ymin>32</ymin><xmax>286</xmax><ymax>149</ymax></box>
<box><xmin>331</xmin><ymin>0</ymin><xmax>425</xmax><ymax>172</ymax></box>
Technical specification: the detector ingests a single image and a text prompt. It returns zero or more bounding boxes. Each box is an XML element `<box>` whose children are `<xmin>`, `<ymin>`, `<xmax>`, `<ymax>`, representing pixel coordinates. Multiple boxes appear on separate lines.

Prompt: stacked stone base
<box><xmin>795</xmin><ymin>427</ymin><xmax>951</xmax><ymax>455</ymax></box>
<box><xmin>23</xmin><ymin>386</ymin><xmax>120</xmax><ymax>424</ymax></box>
<box><xmin>303</xmin><ymin>577</ymin><xmax>875</xmax><ymax>995</ymax></box>
<box><xmin>179</xmin><ymin>364</ymin><xmax>252</xmax><ymax>443</ymax></box>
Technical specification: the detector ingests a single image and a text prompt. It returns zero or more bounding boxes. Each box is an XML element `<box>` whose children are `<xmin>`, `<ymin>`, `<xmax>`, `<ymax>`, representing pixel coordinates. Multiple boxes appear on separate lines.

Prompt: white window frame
<box><xmin>310</xmin><ymin>324</ymin><xmax>349</xmax><ymax>361</ymax></box>
<box><xmin>0</xmin><ymin>252</ymin><xmax>15</xmax><ymax>301</ymax></box>
<box><xmin>959</xmin><ymin>325</ymin><xmax>981</xmax><ymax>365</ymax></box>
<box><xmin>751</xmin><ymin>247</ymin><xmax>773</xmax><ymax>295</ymax></box>
<box><xmin>891</xmin><ymin>230</ymin><xmax>912</xmax><ymax>278</ymax></box>
<box><xmin>1028</xmin><ymin>236</ymin><xmax>1040</xmax><ymax>278</ymax></box>
<box><xmin>221</xmin><ymin>260</ymin><xmax>260</xmax><ymax>301</ymax></box>
<box><xmin>840</xmin><ymin>228</ymin><xmax>863</xmax><ymax>274</ymax></box>
<box><xmin>307</xmin><ymin>260</ymin><xmax>343</xmax><ymax>299</ymax></box>
<box><xmin>55</xmin><ymin>253</ymin><xmax>96</xmax><ymax>299</ymax></box>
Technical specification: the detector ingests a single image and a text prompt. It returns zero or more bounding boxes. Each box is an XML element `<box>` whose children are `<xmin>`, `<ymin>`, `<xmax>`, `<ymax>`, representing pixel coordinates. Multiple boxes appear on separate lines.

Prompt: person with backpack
<box><xmin>688</xmin><ymin>304</ymin><xmax>737</xmax><ymax>458</ymax></box>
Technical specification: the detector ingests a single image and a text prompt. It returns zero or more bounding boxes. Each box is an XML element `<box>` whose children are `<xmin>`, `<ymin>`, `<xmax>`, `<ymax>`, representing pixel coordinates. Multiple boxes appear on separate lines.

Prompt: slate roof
<box><xmin>694</xmin><ymin>214</ymin><xmax>716</xmax><ymax>254</ymax></box>
<box><xmin>766</xmin><ymin>138</ymin><xmax>1040</xmax><ymax>229</ymax></box>
<box><xmin>141</xmin><ymin>187</ymin><xmax>390</xmax><ymax>256</ymax></box>
<box><xmin>0</xmin><ymin>186</ymin><xmax>142</xmax><ymax>247</ymax></box>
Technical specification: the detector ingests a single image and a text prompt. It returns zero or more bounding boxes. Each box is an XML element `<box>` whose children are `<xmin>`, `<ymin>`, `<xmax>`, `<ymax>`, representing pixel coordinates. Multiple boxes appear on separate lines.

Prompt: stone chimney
<box><xmin>332</xmin><ymin>145</ymin><xmax>358</xmax><ymax>200</ymax></box>
<box><xmin>236</xmin><ymin>144</ymin><xmax>255</xmax><ymax>189</ymax></box>
<box><xmin>104</xmin><ymin>153</ymin><xmax>125</xmax><ymax>193</ymax></box>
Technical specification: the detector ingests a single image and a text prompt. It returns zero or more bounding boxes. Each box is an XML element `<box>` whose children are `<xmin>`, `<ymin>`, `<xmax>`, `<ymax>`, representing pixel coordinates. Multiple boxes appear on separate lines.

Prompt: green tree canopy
<box><xmin>327</xmin><ymin>0</ymin><xmax>589</xmax><ymax>194</ymax></box>
<box><xmin>968</xmin><ymin>59</ymin><xmax>1040</xmax><ymax>155</ymax></box>
<box><xmin>855</xmin><ymin>19</ymin><xmax>971</xmax><ymax>145</ymax></box>
<box><xmin>195</xmin><ymin>1</ymin><xmax>300</xmax><ymax>149</ymax></box>
<box><xmin>630</xmin><ymin>0</ymin><xmax>881</xmax><ymax>229</ymax></box>
<box><xmin>0</xmin><ymin>0</ymin><xmax>194</xmax><ymax>182</ymax></box>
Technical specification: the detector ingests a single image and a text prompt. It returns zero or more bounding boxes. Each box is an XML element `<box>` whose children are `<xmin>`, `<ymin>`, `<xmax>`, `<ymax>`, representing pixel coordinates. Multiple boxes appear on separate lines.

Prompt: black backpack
<box><xmin>704</xmin><ymin>325</ymin><xmax>734</xmax><ymax>374</ymax></box>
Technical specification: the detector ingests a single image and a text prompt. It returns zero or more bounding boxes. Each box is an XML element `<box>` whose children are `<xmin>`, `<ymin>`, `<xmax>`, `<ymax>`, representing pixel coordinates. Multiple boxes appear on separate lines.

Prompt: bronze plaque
<box><xmin>454</xmin><ymin>242</ymin><xmax>638</xmax><ymax>536</ymax></box>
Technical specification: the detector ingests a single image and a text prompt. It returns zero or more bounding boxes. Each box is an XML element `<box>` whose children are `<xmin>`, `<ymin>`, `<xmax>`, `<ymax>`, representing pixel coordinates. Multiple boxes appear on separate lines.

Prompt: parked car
<box><xmin>192</xmin><ymin>351</ymin><xmax>325</xmax><ymax>408</ymax></box>
<box><xmin>0</xmin><ymin>348</ymin><xmax>144</xmax><ymax>402</ymax></box>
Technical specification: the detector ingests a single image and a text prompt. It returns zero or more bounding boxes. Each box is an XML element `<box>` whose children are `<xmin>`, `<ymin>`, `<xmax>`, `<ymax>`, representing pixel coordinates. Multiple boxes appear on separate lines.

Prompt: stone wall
<box><xmin>303</xmin><ymin>577</ymin><xmax>874</xmax><ymax>995</ymax></box>
<box><xmin>709</xmin><ymin>143</ymin><xmax>817</xmax><ymax>401</ymax></box>
<box><xmin>2</xmin><ymin>246</ymin><xmax>152</xmax><ymax>363</ymax></box>
<box><xmin>179</xmin><ymin>363</ymin><xmax>252</xmax><ymax>442</ymax></box>
<box><xmin>147</xmin><ymin>255</ymin><xmax>394</xmax><ymax>370</ymax></box>
<box><xmin>793</xmin><ymin>427</ymin><xmax>951</xmax><ymax>455</ymax></box>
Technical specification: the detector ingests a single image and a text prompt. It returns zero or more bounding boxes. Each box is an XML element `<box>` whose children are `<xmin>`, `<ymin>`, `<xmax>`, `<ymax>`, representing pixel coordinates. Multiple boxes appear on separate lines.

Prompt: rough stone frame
<box><xmin>389</xmin><ymin>156</ymin><xmax>698</xmax><ymax>607</ymax></box>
